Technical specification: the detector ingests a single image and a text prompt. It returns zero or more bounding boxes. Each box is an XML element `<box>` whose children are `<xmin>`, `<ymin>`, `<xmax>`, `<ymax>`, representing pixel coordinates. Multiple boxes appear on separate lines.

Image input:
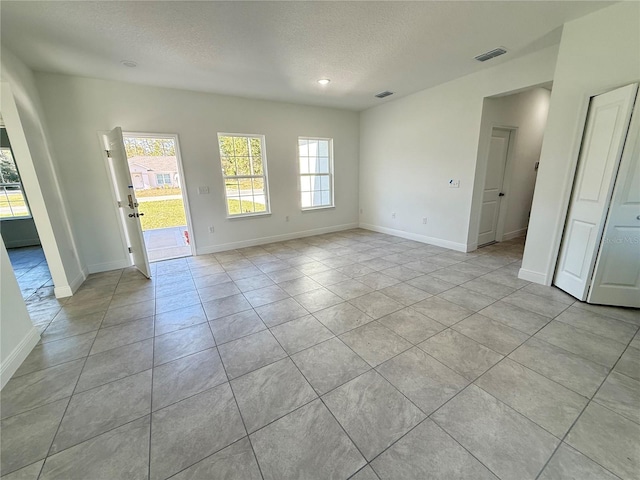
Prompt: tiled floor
<box><xmin>1</xmin><ymin>229</ymin><xmax>639</xmax><ymax>480</ymax></box>
<box><xmin>6</xmin><ymin>245</ymin><xmax>53</xmax><ymax>300</ymax></box>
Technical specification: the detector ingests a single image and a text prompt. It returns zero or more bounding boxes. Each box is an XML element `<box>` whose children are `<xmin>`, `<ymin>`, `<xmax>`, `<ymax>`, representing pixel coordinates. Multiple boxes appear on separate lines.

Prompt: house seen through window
<box><xmin>0</xmin><ymin>141</ymin><xmax>31</xmax><ymax>219</ymax></box>
<box><xmin>299</xmin><ymin>137</ymin><xmax>333</xmax><ymax>209</ymax></box>
<box><xmin>218</xmin><ymin>134</ymin><xmax>270</xmax><ymax>217</ymax></box>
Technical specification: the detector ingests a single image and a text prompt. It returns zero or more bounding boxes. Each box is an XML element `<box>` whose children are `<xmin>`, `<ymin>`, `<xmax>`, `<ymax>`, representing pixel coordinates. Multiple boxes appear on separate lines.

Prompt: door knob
<box><xmin>128</xmin><ymin>213</ymin><xmax>145</xmax><ymax>218</ymax></box>
<box><xmin>498</xmin><ymin>192</ymin><xmax>505</xmax><ymax>197</ymax></box>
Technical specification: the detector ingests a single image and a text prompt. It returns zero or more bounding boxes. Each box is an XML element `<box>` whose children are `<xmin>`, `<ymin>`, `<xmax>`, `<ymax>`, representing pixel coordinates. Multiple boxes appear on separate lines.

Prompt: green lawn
<box><xmin>0</xmin><ymin>191</ymin><xmax>29</xmax><ymax>218</ymax></box>
<box><xmin>135</xmin><ymin>187</ymin><xmax>182</xmax><ymax>198</ymax></box>
<box><xmin>138</xmin><ymin>198</ymin><xmax>265</xmax><ymax>230</ymax></box>
<box><xmin>228</xmin><ymin>198</ymin><xmax>266</xmax><ymax>215</ymax></box>
<box><xmin>0</xmin><ymin>192</ymin><xmax>26</xmax><ymax>208</ymax></box>
<box><xmin>139</xmin><ymin>199</ymin><xmax>187</xmax><ymax>230</ymax></box>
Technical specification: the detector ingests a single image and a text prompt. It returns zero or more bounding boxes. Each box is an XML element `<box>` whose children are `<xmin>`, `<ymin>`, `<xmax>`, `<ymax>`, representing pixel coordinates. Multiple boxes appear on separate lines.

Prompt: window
<box><xmin>299</xmin><ymin>137</ymin><xmax>333</xmax><ymax>209</ymax></box>
<box><xmin>156</xmin><ymin>173</ymin><xmax>172</xmax><ymax>185</ymax></box>
<box><xmin>218</xmin><ymin>134</ymin><xmax>270</xmax><ymax>217</ymax></box>
<box><xmin>0</xmin><ymin>146</ymin><xmax>31</xmax><ymax>219</ymax></box>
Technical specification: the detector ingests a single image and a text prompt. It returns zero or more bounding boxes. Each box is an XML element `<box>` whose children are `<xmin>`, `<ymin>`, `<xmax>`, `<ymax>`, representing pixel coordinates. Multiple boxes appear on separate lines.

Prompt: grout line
<box><xmin>15</xmin><ymin>233</ymin><xmax>634</xmax><ymax>480</ymax></box>
<box><xmin>33</xmin><ymin>306</ymin><xmax>109</xmax><ymax>479</ymax></box>
<box><xmin>532</xmin><ymin>329</ymin><xmax>638</xmax><ymax>480</ymax></box>
<box><xmin>203</xmin><ymin>317</ymin><xmax>267</xmax><ymax>480</ymax></box>
<box><xmin>146</xmin><ymin>278</ymin><xmax>157</xmax><ymax>480</ymax></box>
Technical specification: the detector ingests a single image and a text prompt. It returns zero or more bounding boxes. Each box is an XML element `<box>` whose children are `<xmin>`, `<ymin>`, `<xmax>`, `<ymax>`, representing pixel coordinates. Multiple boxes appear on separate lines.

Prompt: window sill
<box><xmin>301</xmin><ymin>205</ymin><xmax>335</xmax><ymax>212</ymax></box>
<box><xmin>226</xmin><ymin>212</ymin><xmax>272</xmax><ymax>220</ymax></box>
<box><xmin>0</xmin><ymin>216</ymin><xmax>33</xmax><ymax>222</ymax></box>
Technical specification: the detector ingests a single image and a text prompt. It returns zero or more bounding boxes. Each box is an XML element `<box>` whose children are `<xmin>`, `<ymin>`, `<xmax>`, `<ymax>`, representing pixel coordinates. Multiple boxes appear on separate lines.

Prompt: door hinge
<box><xmin>117</xmin><ymin>201</ymin><xmax>123</xmax><ymax>208</ymax></box>
<box><xmin>105</xmin><ymin>149</ymin><xmax>112</xmax><ymax>158</ymax></box>
<box><xmin>128</xmin><ymin>247</ymin><xmax>132</xmax><ymax>253</ymax></box>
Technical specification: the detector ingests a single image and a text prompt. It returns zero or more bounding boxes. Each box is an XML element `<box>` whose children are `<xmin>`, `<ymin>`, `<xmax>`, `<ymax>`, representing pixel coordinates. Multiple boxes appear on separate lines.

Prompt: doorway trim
<box><xmin>1</xmin><ymin>82</ymin><xmax>85</xmax><ymax>296</ymax></box>
<box><xmin>470</xmin><ymin>123</ymin><xmax>518</xmax><ymax>249</ymax></box>
<box><xmin>527</xmin><ymin>83</ymin><xmax>640</xmax><ymax>286</ymax></box>
<box><xmin>123</xmin><ymin>132</ymin><xmax>196</xmax><ymax>258</ymax></box>
<box><xmin>102</xmin><ymin>131</ymin><xmax>197</xmax><ymax>266</ymax></box>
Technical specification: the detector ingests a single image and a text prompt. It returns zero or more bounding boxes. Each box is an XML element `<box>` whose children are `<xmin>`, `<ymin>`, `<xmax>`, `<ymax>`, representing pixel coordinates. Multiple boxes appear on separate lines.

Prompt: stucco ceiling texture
<box><xmin>0</xmin><ymin>1</ymin><xmax>613</xmax><ymax>110</ymax></box>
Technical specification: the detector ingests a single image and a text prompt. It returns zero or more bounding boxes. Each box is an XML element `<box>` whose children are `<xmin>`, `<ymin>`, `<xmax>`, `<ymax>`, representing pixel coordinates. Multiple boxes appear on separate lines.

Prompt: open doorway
<box><xmin>122</xmin><ymin>133</ymin><xmax>194</xmax><ymax>262</ymax></box>
<box><xmin>0</xmin><ymin>127</ymin><xmax>52</xmax><ymax>299</ymax></box>
<box><xmin>470</xmin><ymin>85</ymin><xmax>552</xmax><ymax>249</ymax></box>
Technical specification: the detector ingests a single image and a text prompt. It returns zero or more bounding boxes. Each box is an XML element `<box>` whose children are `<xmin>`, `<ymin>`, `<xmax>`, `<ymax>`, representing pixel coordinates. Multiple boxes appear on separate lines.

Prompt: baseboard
<box><xmin>87</xmin><ymin>258</ymin><xmax>131</xmax><ymax>274</ymax></box>
<box><xmin>196</xmin><ymin>223</ymin><xmax>359</xmax><ymax>255</ymax></box>
<box><xmin>53</xmin><ymin>268</ymin><xmax>87</xmax><ymax>298</ymax></box>
<box><xmin>518</xmin><ymin>267</ymin><xmax>549</xmax><ymax>285</ymax></box>
<box><xmin>1</xmin><ymin>326</ymin><xmax>40</xmax><ymax>390</ymax></box>
<box><xmin>466</xmin><ymin>242</ymin><xmax>478</xmax><ymax>252</ymax></box>
<box><xmin>3</xmin><ymin>239</ymin><xmax>41</xmax><ymax>248</ymax></box>
<box><xmin>502</xmin><ymin>228</ymin><xmax>528</xmax><ymax>241</ymax></box>
<box><xmin>359</xmin><ymin>223</ymin><xmax>468</xmax><ymax>252</ymax></box>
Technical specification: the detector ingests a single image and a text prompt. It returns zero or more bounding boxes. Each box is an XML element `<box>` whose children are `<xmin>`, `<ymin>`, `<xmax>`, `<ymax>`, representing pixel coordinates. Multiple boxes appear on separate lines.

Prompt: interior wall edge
<box><xmin>0</xmin><ymin>325</ymin><xmax>40</xmax><ymax>390</ymax></box>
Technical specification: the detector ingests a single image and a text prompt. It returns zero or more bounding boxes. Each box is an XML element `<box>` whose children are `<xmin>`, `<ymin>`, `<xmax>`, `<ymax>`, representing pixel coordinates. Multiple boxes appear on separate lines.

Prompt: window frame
<box><xmin>298</xmin><ymin>136</ymin><xmax>335</xmax><ymax>211</ymax></box>
<box><xmin>156</xmin><ymin>173</ymin><xmax>172</xmax><ymax>186</ymax></box>
<box><xmin>217</xmin><ymin>133</ymin><xmax>271</xmax><ymax>219</ymax></box>
<box><xmin>0</xmin><ymin>144</ymin><xmax>32</xmax><ymax>221</ymax></box>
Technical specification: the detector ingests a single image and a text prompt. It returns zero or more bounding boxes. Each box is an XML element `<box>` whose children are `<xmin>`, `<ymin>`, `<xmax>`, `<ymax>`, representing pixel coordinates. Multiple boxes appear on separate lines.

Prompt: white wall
<box><xmin>34</xmin><ymin>74</ymin><xmax>360</xmax><ymax>272</ymax></box>
<box><xmin>359</xmin><ymin>46</ymin><xmax>558</xmax><ymax>251</ymax></box>
<box><xmin>521</xmin><ymin>2</ymin><xmax>640</xmax><ymax>284</ymax></box>
<box><xmin>0</xmin><ymin>241</ymin><xmax>39</xmax><ymax>389</ymax></box>
<box><xmin>469</xmin><ymin>87</ymin><xmax>551</xmax><ymax>246</ymax></box>
<box><xmin>1</xmin><ymin>47</ymin><xmax>86</xmax><ymax>296</ymax></box>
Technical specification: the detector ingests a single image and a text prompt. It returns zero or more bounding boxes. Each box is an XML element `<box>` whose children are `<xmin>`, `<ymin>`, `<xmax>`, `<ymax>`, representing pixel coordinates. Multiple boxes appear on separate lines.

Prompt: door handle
<box><xmin>498</xmin><ymin>192</ymin><xmax>505</xmax><ymax>197</ymax></box>
<box><xmin>128</xmin><ymin>213</ymin><xmax>144</xmax><ymax>218</ymax></box>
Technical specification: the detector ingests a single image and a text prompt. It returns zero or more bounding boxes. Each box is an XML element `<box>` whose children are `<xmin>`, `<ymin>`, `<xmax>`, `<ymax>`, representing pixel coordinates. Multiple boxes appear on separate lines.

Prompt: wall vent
<box><xmin>375</xmin><ymin>91</ymin><xmax>394</xmax><ymax>99</ymax></box>
<box><xmin>474</xmin><ymin>47</ymin><xmax>507</xmax><ymax>62</ymax></box>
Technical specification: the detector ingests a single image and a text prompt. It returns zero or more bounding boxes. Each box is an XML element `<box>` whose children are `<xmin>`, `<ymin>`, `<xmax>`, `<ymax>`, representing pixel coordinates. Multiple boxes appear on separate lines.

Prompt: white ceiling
<box><xmin>1</xmin><ymin>1</ymin><xmax>613</xmax><ymax>111</ymax></box>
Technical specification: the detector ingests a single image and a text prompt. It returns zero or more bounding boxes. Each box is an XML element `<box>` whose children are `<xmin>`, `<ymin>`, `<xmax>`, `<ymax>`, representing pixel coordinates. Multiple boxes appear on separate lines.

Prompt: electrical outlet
<box><xmin>449</xmin><ymin>180</ymin><xmax>460</xmax><ymax>188</ymax></box>
<box><xmin>208</xmin><ymin>226</ymin><xmax>215</xmax><ymax>233</ymax></box>
<box><xmin>285</xmin><ymin>215</ymin><xmax>289</xmax><ymax>222</ymax></box>
<box><xmin>392</xmin><ymin>212</ymin><xmax>396</xmax><ymax>219</ymax></box>
<box><xmin>198</xmin><ymin>186</ymin><xmax>210</xmax><ymax>194</ymax></box>
<box><xmin>422</xmin><ymin>217</ymin><xmax>428</xmax><ymax>224</ymax></box>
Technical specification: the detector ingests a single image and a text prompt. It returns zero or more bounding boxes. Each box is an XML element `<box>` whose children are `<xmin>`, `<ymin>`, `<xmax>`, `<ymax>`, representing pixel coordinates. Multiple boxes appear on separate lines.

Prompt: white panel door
<box><xmin>589</xmin><ymin>97</ymin><xmax>640</xmax><ymax>307</ymax></box>
<box><xmin>478</xmin><ymin>128</ymin><xmax>510</xmax><ymax>246</ymax></box>
<box><xmin>554</xmin><ymin>83</ymin><xmax>638</xmax><ymax>300</ymax></box>
<box><xmin>103</xmin><ymin>127</ymin><xmax>151</xmax><ymax>278</ymax></box>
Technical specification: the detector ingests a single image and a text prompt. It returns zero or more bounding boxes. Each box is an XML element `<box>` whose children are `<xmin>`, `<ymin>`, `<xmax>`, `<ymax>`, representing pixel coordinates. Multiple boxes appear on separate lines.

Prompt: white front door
<box><xmin>588</xmin><ymin>97</ymin><xmax>640</xmax><ymax>307</ymax></box>
<box><xmin>478</xmin><ymin>128</ymin><xmax>510</xmax><ymax>246</ymax></box>
<box><xmin>554</xmin><ymin>83</ymin><xmax>638</xmax><ymax>300</ymax></box>
<box><xmin>103</xmin><ymin>127</ymin><xmax>151</xmax><ymax>278</ymax></box>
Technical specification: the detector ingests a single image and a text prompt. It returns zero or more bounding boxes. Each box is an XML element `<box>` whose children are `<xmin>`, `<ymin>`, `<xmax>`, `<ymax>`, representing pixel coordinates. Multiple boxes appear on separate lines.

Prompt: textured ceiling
<box><xmin>0</xmin><ymin>1</ymin><xmax>613</xmax><ymax>110</ymax></box>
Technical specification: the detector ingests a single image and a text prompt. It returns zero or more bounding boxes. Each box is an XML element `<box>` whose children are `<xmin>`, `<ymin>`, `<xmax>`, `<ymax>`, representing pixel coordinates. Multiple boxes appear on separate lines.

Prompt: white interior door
<box><xmin>588</xmin><ymin>97</ymin><xmax>640</xmax><ymax>307</ymax></box>
<box><xmin>554</xmin><ymin>83</ymin><xmax>638</xmax><ymax>300</ymax></box>
<box><xmin>478</xmin><ymin>128</ymin><xmax>510</xmax><ymax>246</ymax></box>
<box><xmin>103</xmin><ymin>127</ymin><xmax>151</xmax><ymax>278</ymax></box>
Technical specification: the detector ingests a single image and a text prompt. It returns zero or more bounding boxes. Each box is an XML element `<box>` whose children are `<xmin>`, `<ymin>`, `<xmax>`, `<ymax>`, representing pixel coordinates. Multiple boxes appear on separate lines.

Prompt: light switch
<box><xmin>198</xmin><ymin>186</ymin><xmax>210</xmax><ymax>194</ymax></box>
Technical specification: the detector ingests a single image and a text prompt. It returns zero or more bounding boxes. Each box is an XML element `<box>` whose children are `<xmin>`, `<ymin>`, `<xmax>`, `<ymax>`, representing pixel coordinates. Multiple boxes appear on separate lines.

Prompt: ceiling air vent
<box><xmin>375</xmin><ymin>91</ymin><xmax>394</xmax><ymax>99</ymax></box>
<box><xmin>474</xmin><ymin>47</ymin><xmax>507</xmax><ymax>62</ymax></box>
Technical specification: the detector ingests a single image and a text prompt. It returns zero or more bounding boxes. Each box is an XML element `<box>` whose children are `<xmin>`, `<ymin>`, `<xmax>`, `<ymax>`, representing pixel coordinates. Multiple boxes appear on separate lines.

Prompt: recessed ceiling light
<box><xmin>121</xmin><ymin>60</ymin><xmax>138</xmax><ymax>68</ymax></box>
<box><xmin>317</xmin><ymin>78</ymin><xmax>330</xmax><ymax>85</ymax></box>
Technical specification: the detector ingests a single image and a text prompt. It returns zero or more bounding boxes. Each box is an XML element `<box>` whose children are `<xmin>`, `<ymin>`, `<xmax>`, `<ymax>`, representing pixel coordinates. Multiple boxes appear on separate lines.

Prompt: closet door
<box><xmin>588</xmin><ymin>97</ymin><xmax>640</xmax><ymax>307</ymax></box>
<box><xmin>554</xmin><ymin>83</ymin><xmax>637</xmax><ymax>300</ymax></box>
